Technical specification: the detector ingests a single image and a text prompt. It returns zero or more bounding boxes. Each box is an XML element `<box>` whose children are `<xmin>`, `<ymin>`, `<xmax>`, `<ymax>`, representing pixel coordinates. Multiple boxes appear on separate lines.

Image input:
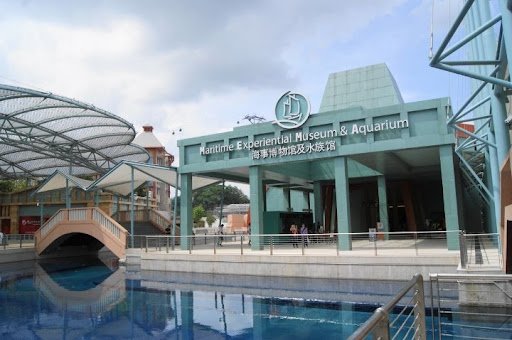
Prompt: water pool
<box><xmin>0</xmin><ymin>258</ymin><xmax>508</xmax><ymax>339</ymax></box>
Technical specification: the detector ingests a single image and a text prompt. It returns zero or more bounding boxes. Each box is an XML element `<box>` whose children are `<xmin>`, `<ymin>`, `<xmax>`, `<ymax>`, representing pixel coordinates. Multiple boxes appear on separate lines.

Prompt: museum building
<box><xmin>178</xmin><ymin>64</ymin><xmax>465</xmax><ymax>250</ymax></box>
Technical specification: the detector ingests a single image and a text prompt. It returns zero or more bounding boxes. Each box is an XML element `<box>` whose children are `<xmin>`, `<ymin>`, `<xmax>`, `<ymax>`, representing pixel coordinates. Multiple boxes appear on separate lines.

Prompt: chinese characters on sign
<box><xmin>198</xmin><ymin>91</ymin><xmax>409</xmax><ymax>160</ymax></box>
<box><xmin>251</xmin><ymin>140</ymin><xmax>336</xmax><ymax>160</ymax></box>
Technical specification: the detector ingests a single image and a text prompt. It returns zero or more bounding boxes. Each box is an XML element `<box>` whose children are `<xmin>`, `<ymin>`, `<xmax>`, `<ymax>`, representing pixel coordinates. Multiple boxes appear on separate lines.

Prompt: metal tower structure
<box><xmin>430</xmin><ymin>0</ymin><xmax>512</xmax><ymax>233</ymax></box>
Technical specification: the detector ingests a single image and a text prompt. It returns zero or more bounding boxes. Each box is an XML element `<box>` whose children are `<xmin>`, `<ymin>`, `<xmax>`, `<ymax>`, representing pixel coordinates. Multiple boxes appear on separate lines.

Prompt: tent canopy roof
<box><xmin>34</xmin><ymin>170</ymin><xmax>93</xmax><ymax>194</ymax></box>
<box><xmin>34</xmin><ymin>161</ymin><xmax>220</xmax><ymax>197</ymax></box>
<box><xmin>89</xmin><ymin>161</ymin><xmax>220</xmax><ymax>196</ymax></box>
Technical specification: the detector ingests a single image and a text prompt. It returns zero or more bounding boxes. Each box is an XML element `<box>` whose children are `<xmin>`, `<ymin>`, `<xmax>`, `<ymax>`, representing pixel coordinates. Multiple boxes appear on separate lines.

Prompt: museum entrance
<box><xmin>319</xmin><ymin>178</ymin><xmax>445</xmax><ymax>234</ymax></box>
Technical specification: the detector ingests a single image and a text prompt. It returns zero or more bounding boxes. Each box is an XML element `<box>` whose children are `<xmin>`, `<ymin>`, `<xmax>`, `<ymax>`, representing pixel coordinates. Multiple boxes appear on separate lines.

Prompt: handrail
<box><xmin>92</xmin><ymin>208</ymin><xmax>126</xmax><ymax>239</ymax></box>
<box><xmin>430</xmin><ymin>273</ymin><xmax>512</xmax><ymax>339</ymax></box>
<box><xmin>459</xmin><ymin>232</ymin><xmax>502</xmax><ymax>269</ymax></box>
<box><xmin>37</xmin><ymin>208</ymin><xmax>126</xmax><ymax>241</ymax></box>
<box><xmin>348</xmin><ymin>273</ymin><xmax>426</xmax><ymax>340</ymax></box>
<box><xmin>148</xmin><ymin>209</ymin><xmax>171</xmax><ymax>234</ymax></box>
<box><xmin>39</xmin><ymin>209</ymin><xmax>66</xmax><ymax>237</ymax></box>
<box><xmin>430</xmin><ymin>273</ymin><xmax>512</xmax><ymax>280</ymax></box>
<box><xmin>0</xmin><ymin>234</ymin><xmax>35</xmax><ymax>249</ymax></box>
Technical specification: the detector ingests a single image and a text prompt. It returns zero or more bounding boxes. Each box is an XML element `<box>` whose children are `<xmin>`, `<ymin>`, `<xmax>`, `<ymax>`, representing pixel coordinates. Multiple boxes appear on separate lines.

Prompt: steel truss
<box><xmin>0</xmin><ymin>84</ymin><xmax>149</xmax><ymax>179</ymax></box>
<box><xmin>430</xmin><ymin>0</ymin><xmax>512</xmax><ymax>232</ymax></box>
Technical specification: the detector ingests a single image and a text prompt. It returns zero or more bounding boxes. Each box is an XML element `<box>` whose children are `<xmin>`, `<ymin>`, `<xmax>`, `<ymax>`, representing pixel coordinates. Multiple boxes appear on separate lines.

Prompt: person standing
<box><xmin>290</xmin><ymin>224</ymin><xmax>298</xmax><ymax>248</ymax></box>
<box><xmin>0</xmin><ymin>230</ymin><xmax>4</xmax><ymax>246</ymax></box>
<box><xmin>217</xmin><ymin>224</ymin><xmax>224</xmax><ymax>246</ymax></box>
<box><xmin>300</xmin><ymin>223</ymin><xmax>309</xmax><ymax>247</ymax></box>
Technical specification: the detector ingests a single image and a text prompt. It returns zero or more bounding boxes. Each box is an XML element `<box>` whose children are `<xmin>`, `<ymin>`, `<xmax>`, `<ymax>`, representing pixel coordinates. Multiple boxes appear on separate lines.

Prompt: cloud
<box><xmin>0</xmin><ymin>0</ymin><xmax>412</xmax><ymax>159</ymax></box>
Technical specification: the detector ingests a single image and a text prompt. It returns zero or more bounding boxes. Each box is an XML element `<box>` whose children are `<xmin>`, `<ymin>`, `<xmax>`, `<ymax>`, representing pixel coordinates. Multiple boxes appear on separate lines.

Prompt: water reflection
<box><xmin>34</xmin><ymin>261</ymin><xmax>125</xmax><ymax>315</ymax></box>
<box><xmin>1</xmin><ymin>260</ymin><xmax>395</xmax><ymax>339</ymax></box>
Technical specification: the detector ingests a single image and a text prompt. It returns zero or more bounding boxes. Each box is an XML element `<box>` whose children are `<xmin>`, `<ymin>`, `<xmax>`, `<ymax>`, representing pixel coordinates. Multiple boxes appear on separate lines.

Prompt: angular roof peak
<box><xmin>319</xmin><ymin>63</ymin><xmax>404</xmax><ymax>113</ymax></box>
<box><xmin>133</xmin><ymin>125</ymin><xmax>164</xmax><ymax>148</ymax></box>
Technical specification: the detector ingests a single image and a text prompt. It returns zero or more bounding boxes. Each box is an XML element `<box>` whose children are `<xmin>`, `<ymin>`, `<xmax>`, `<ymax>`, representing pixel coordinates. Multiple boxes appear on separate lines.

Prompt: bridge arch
<box><xmin>35</xmin><ymin>208</ymin><xmax>128</xmax><ymax>259</ymax></box>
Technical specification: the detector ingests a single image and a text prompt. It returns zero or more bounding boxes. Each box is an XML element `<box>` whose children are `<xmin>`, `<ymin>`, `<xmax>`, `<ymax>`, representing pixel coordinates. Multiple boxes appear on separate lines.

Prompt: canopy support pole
<box><xmin>130</xmin><ymin>166</ymin><xmax>135</xmax><ymax>248</ymax></box>
<box><xmin>172</xmin><ymin>170</ymin><xmax>179</xmax><ymax>246</ymax></box>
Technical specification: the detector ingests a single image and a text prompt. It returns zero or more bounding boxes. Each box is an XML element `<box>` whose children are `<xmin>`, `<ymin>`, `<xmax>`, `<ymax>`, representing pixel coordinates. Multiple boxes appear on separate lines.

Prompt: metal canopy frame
<box><xmin>0</xmin><ymin>84</ymin><xmax>150</xmax><ymax>178</ymax></box>
<box><xmin>89</xmin><ymin>160</ymin><xmax>220</xmax><ymax>247</ymax></box>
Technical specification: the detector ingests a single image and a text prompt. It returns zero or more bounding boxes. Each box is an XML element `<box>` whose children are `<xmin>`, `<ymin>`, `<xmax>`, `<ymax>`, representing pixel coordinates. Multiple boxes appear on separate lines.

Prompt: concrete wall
<box><xmin>0</xmin><ymin>248</ymin><xmax>35</xmax><ymax>264</ymax></box>
<box><xmin>128</xmin><ymin>250</ymin><xmax>459</xmax><ymax>282</ymax></box>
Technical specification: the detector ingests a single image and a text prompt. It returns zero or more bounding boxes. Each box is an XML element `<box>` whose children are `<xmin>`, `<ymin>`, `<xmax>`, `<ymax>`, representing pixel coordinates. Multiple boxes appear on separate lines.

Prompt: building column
<box><xmin>334</xmin><ymin>156</ymin><xmax>351</xmax><ymax>250</ymax></box>
<box><xmin>303</xmin><ymin>191</ymin><xmax>310</xmax><ymax>211</ymax></box>
<box><xmin>313</xmin><ymin>181</ymin><xmax>323</xmax><ymax>228</ymax></box>
<box><xmin>252</xmin><ymin>298</ymin><xmax>264</xmax><ymax>340</ymax></box>
<box><xmin>65</xmin><ymin>178</ymin><xmax>71</xmax><ymax>209</ymax></box>
<box><xmin>180</xmin><ymin>291</ymin><xmax>194</xmax><ymax>340</ymax></box>
<box><xmin>180</xmin><ymin>173</ymin><xmax>193</xmax><ymax>250</ymax></box>
<box><xmin>440</xmin><ymin>145</ymin><xmax>461</xmax><ymax>250</ymax></box>
<box><xmin>283</xmin><ymin>188</ymin><xmax>291</xmax><ymax>211</ymax></box>
<box><xmin>249</xmin><ymin>166</ymin><xmax>264</xmax><ymax>250</ymax></box>
<box><xmin>377</xmin><ymin>176</ymin><xmax>389</xmax><ymax>239</ymax></box>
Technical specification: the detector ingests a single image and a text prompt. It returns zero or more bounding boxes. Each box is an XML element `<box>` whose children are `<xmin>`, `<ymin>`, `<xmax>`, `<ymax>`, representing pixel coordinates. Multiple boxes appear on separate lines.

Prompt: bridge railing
<box><xmin>69</xmin><ymin>208</ymin><xmax>88</xmax><ymax>221</ymax></box>
<box><xmin>39</xmin><ymin>209</ymin><xmax>66</xmax><ymax>237</ymax></box>
<box><xmin>92</xmin><ymin>208</ymin><xmax>124</xmax><ymax>240</ymax></box>
<box><xmin>148</xmin><ymin>209</ymin><xmax>172</xmax><ymax>234</ymax></box>
<box><xmin>37</xmin><ymin>208</ymin><xmax>126</xmax><ymax>242</ymax></box>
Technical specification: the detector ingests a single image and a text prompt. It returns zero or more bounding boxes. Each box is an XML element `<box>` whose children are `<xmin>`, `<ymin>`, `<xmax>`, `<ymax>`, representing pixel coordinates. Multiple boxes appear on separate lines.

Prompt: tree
<box><xmin>0</xmin><ymin>179</ymin><xmax>30</xmax><ymax>193</ymax></box>
<box><xmin>192</xmin><ymin>184</ymin><xmax>249</xmax><ymax>212</ymax></box>
<box><xmin>192</xmin><ymin>205</ymin><xmax>206</xmax><ymax>226</ymax></box>
<box><xmin>206</xmin><ymin>213</ymin><xmax>216</xmax><ymax>227</ymax></box>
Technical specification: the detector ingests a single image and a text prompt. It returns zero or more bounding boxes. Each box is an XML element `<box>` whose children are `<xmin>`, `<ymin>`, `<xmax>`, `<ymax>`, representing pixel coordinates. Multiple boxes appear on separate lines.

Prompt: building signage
<box><xmin>200</xmin><ymin>119</ymin><xmax>409</xmax><ymax>159</ymax></box>
<box><xmin>273</xmin><ymin>91</ymin><xmax>310</xmax><ymax>129</ymax></box>
<box><xmin>199</xmin><ymin>91</ymin><xmax>409</xmax><ymax>160</ymax></box>
<box><xmin>19</xmin><ymin>216</ymin><xmax>49</xmax><ymax>234</ymax></box>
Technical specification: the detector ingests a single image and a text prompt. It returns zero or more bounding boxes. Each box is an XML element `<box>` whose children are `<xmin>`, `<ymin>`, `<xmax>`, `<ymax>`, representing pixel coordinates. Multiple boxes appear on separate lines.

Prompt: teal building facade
<box><xmin>178</xmin><ymin>64</ymin><xmax>461</xmax><ymax>250</ymax></box>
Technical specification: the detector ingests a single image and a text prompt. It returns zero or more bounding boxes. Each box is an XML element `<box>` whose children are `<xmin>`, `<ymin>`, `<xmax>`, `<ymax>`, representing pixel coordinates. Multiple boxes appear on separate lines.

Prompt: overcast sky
<box><xmin>0</xmin><ymin>0</ymin><xmax>464</xmax><ymax>162</ymax></box>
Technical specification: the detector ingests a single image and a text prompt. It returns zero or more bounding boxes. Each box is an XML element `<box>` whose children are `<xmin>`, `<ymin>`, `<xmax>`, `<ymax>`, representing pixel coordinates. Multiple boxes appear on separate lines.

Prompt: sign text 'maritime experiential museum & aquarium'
<box><xmin>200</xmin><ymin>92</ymin><xmax>409</xmax><ymax>160</ymax></box>
<box><xmin>200</xmin><ymin>119</ymin><xmax>409</xmax><ymax>160</ymax></box>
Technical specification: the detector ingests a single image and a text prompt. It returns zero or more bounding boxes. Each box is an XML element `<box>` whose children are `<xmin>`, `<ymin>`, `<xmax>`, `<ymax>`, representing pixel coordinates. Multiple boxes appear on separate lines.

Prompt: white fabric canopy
<box><xmin>34</xmin><ymin>161</ymin><xmax>219</xmax><ymax>197</ymax></box>
<box><xmin>89</xmin><ymin>161</ymin><xmax>219</xmax><ymax>196</ymax></box>
<box><xmin>34</xmin><ymin>170</ymin><xmax>93</xmax><ymax>194</ymax></box>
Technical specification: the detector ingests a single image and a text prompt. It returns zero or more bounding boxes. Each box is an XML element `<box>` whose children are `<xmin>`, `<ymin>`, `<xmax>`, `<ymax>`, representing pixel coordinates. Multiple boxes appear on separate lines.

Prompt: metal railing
<box><xmin>430</xmin><ymin>273</ymin><xmax>512</xmax><ymax>339</ymax></box>
<box><xmin>459</xmin><ymin>232</ymin><xmax>502</xmax><ymax>269</ymax></box>
<box><xmin>348</xmin><ymin>273</ymin><xmax>426</xmax><ymax>340</ymax></box>
<box><xmin>126</xmin><ymin>230</ymin><xmax>458</xmax><ymax>257</ymax></box>
<box><xmin>0</xmin><ymin>234</ymin><xmax>35</xmax><ymax>249</ymax></box>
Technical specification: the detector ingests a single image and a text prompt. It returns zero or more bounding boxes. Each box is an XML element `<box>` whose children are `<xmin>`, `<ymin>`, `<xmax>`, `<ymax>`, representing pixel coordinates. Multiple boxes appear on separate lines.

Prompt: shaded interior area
<box><xmin>40</xmin><ymin>232</ymin><xmax>106</xmax><ymax>256</ymax></box>
<box><xmin>191</xmin><ymin>143</ymin><xmax>471</xmax><ymax>234</ymax></box>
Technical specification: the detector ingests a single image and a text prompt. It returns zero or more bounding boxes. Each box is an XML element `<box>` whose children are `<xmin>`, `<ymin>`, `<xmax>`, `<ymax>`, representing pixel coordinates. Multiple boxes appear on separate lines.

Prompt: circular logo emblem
<box><xmin>274</xmin><ymin>91</ymin><xmax>310</xmax><ymax>129</ymax></box>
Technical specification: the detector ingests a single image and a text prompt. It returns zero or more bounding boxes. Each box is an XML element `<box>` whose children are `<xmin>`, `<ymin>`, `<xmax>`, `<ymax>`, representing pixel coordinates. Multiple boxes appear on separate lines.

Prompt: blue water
<box><xmin>0</xmin><ymin>258</ymin><xmax>509</xmax><ymax>339</ymax></box>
